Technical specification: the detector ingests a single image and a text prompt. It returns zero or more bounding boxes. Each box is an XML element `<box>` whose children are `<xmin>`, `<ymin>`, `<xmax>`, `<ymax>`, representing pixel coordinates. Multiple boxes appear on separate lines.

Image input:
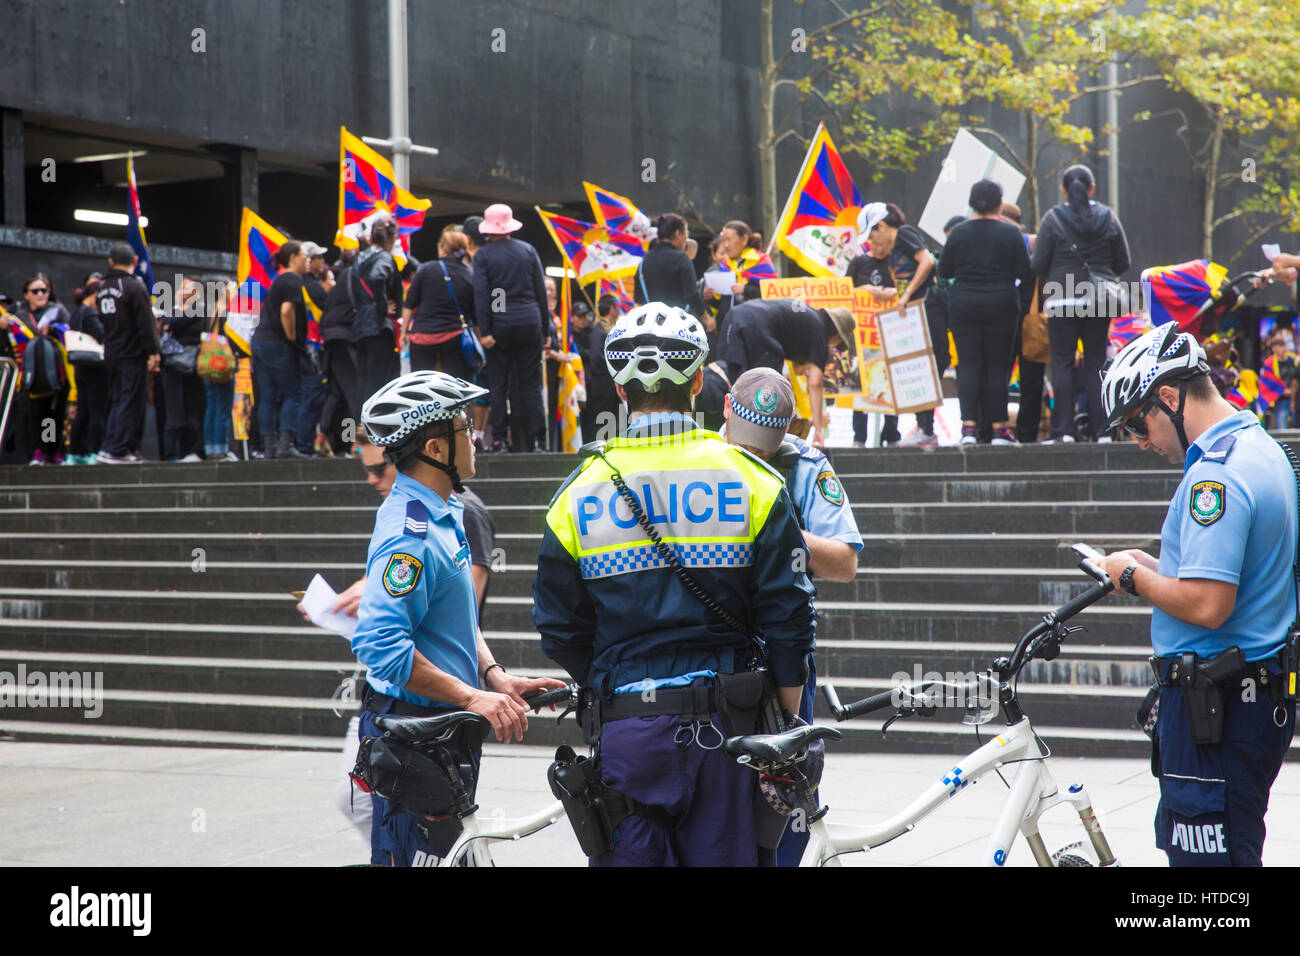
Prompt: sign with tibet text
<box><xmin>759</xmin><ymin>275</ymin><xmax>854</xmax><ymax>309</ymax></box>
<box><xmin>875</xmin><ymin>301</ymin><xmax>942</xmax><ymax>415</ymax></box>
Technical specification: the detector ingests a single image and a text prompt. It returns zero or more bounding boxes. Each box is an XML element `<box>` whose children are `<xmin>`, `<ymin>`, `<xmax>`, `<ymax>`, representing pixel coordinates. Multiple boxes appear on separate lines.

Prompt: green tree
<box><xmin>1113</xmin><ymin>0</ymin><xmax>1300</xmax><ymax>261</ymax></box>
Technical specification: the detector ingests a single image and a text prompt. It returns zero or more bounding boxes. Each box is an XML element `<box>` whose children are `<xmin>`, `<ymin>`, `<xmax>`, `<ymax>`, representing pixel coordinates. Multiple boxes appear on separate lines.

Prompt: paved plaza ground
<box><xmin>2</xmin><ymin>740</ymin><xmax>1297</xmax><ymax>866</ymax></box>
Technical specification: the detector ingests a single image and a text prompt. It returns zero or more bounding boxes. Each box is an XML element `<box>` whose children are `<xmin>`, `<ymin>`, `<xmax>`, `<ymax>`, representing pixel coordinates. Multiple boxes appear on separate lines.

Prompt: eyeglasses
<box><xmin>27</xmin><ymin>287</ymin><xmax>49</xmax><ymax>295</ymax></box>
<box><xmin>1123</xmin><ymin>401</ymin><xmax>1155</xmax><ymax>439</ymax></box>
<box><xmin>362</xmin><ymin>463</ymin><xmax>390</xmax><ymax>478</ymax></box>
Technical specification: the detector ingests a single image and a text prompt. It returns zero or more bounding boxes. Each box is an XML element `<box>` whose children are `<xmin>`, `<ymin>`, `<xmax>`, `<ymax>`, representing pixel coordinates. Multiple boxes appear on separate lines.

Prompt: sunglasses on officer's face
<box><xmin>363</xmin><ymin>463</ymin><xmax>389</xmax><ymax>478</ymax></box>
<box><xmin>1124</xmin><ymin>401</ymin><xmax>1155</xmax><ymax>440</ymax></box>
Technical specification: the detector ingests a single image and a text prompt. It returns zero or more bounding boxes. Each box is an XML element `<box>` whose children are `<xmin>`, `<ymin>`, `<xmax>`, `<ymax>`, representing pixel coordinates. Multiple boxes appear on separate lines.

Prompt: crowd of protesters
<box><xmin>3</xmin><ymin>171</ymin><xmax>1299</xmax><ymax>465</ymax></box>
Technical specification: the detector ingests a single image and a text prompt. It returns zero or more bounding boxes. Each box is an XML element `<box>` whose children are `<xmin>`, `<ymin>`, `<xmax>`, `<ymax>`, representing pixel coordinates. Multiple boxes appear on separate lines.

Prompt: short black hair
<box><xmin>969</xmin><ymin>179</ymin><xmax>1004</xmax><ymax>215</ymax></box>
<box><xmin>624</xmin><ymin>378</ymin><xmax>694</xmax><ymax>414</ymax></box>
<box><xmin>1185</xmin><ymin>373</ymin><xmax>1219</xmax><ymax>403</ymax></box>
<box><xmin>653</xmin><ymin>213</ymin><xmax>687</xmax><ymax>243</ymax></box>
<box><xmin>109</xmin><ymin>243</ymin><xmax>137</xmax><ymax>266</ymax></box>
<box><xmin>597</xmin><ymin>294</ymin><xmax>618</xmax><ymax>315</ymax></box>
<box><xmin>943</xmin><ymin>215</ymin><xmax>966</xmax><ymax>234</ymax></box>
<box><xmin>273</xmin><ymin>241</ymin><xmax>302</xmax><ymax>269</ymax></box>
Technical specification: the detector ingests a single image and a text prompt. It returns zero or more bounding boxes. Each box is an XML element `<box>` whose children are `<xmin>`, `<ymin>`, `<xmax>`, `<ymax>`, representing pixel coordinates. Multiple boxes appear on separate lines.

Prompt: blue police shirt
<box><xmin>352</xmin><ymin>472</ymin><xmax>481</xmax><ymax>707</ymax></box>
<box><xmin>1151</xmin><ymin>410</ymin><xmax>1298</xmax><ymax>661</ymax></box>
<box><xmin>785</xmin><ymin>435</ymin><xmax>864</xmax><ymax>551</ymax></box>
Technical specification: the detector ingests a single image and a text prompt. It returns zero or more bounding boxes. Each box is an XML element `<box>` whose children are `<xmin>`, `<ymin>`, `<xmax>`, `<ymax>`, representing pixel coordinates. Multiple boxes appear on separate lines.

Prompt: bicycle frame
<box><xmin>800</xmin><ymin>714</ymin><xmax>1117</xmax><ymax>867</ymax></box>
<box><xmin>439</xmin><ymin>800</ymin><xmax>568</xmax><ymax>867</ymax></box>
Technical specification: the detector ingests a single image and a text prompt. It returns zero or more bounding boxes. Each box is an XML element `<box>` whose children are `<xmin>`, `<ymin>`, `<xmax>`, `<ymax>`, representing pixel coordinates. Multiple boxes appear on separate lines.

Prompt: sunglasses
<box><xmin>1123</xmin><ymin>401</ymin><xmax>1155</xmax><ymax>439</ymax></box>
<box><xmin>27</xmin><ymin>287</ymin><xmax>49</xmax><ymax>295</ymax></box>
<box><xmin>362</xmin><ymin>463</ymin><xmax>390</xmax><ymax>478</ymax></box>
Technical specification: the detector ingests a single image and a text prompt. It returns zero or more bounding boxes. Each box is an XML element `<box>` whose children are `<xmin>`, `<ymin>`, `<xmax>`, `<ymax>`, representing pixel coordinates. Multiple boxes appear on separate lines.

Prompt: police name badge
<box><xmin>1190</xmin><ymin>480</ymin><xmax>1225</xmax><ymax>526</ymax></box>
<box><xmin>382</xmin><ymin>552</ymin><xmax>424</xmax><ymax>596</ymax></box>
<box><xmin>816</xmin><ymin>471</ymin><xmax>844</xmax><ymax>507</ymax></box>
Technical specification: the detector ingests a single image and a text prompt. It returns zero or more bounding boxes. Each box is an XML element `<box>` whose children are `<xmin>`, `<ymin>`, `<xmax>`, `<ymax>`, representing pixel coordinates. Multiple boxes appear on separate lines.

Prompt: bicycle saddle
<box><xmin>373</xmin><ymin>711</ymin><xmax>491</xmax><ymax>744</ymax></box>
<box><xmin>724</xmin><ymin>724</ymin><xmax>841</xmax><ymax>765</ymax></box>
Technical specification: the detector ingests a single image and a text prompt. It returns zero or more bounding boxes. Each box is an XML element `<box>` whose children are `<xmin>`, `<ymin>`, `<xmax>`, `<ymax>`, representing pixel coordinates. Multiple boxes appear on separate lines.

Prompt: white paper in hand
<box><xmin>302</xmin><ymin>573</ymin><xmax>357</xmax><ymax>639</ymax></box>
<box><xmin>704</xmin><ymin>270</ymin><xmax>736</xmax><ymax>295</ymax></box>
<box><xmin>1263</xmin><ymin>243</ymin><xmax>1282</xmax><ymax>262</ymax></box>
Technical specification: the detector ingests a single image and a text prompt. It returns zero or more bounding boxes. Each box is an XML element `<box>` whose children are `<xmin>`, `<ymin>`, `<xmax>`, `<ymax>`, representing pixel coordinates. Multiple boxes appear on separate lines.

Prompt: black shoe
<box><xmin>488</xmin><ymin>440</ymin><xmax>506</xmax><ymax>454</ymax></box>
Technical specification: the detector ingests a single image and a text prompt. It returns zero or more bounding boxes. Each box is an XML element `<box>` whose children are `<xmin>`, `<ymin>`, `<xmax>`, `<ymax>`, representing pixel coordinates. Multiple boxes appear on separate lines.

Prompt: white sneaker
<box><xmin>178</xmin><ymin>453</ymin><xmax>202</xmax><ymax>463</ymax></box>
<box><xmin>96</xmin><ymin>451</ymin><xmax>131</xmax><ymax>464</ymax></box>
<box><xmin>222</xmin><ymin>451</ymin><xmax>240</xmax><ymax>462</ymax></box>
<box><xmin>1096</xmin><ymin>436</ymin><xmax>1113</xmax><ymax>444</ymax></box>
<box><xmin>1042</xmin><ymin>435</ymin><xmax>1076</xmax><ymax>444</ymax></box>
<box><xmin>897</xmin><ymin>429</ymin><xmax>938</xmax><ymax>447</ymax></box>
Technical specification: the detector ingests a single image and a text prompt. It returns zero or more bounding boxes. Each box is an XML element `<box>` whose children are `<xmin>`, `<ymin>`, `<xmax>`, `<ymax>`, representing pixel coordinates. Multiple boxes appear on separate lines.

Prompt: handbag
<box><xmin>1021</xmin><ymin>286</ymin><xmax>1050</xmax><ymax>364</ymax></box>
<box><xmin>197</xmin><ymin>314</ymin><xmax>236</xmax><ymax>384</ymax></box>
<box><xmin>63</xmin><ymin>329</ymin><xmax>104</xmax><ymax>366</ymax></box>
<box><xmin>438</xmin><ymin>260</ymin><xmax>485</xmax><ymax>372</ymax></box>
<box><xmin>1049</xmin><ymin>208</ymin><xmax>1128</xmax><ymax>318</ymax></box>
<box><xmin>159</xmin><ymin>331</ymin><xmax>198</xmax><ymax>375</ymax></box>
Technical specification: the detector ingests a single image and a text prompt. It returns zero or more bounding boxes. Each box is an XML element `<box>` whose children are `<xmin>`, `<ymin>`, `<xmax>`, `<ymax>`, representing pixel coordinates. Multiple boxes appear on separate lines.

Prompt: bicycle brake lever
<box><xmin>881</xmin><ymin>708</ymin><xmax>912</xmax><ymax>736</ymax></box>
<box><xmin>556</xmin><ymin>705</ymin><xmax>575</xmax><ymax>726</ymax></box>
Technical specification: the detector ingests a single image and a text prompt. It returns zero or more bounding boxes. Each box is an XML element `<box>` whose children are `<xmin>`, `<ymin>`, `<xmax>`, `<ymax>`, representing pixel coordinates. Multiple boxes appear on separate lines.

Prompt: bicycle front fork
<box><xmin>1023</xmin><ymin>783</ymin><xmax>1118</xmax><ymax>867</ymax></box>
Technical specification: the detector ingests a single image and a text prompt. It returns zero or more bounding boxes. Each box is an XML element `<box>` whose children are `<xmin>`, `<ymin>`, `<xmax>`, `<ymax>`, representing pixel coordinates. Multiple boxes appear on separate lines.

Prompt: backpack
<box><xmin>318</xmin><ymin>266</ymin><xmax>381</xmax><ymax>343</ymax></box>
<box><xmin>22</xmin><ymin>334</ymin><xmax>67</xmax><ymax>398</ymax></box>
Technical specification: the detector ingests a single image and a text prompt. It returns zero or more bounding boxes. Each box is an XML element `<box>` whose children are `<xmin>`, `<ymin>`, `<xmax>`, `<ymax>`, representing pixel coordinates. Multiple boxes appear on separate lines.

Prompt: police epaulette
<box><xmin>403</xmin><ymin>500</ymin><xmax>431</xmax><ymax>536</ymax></box>
<box><xmin>1201</xmin><ymin>432</ymin><xmax>1238</xmax><ymax>464</ymax></box>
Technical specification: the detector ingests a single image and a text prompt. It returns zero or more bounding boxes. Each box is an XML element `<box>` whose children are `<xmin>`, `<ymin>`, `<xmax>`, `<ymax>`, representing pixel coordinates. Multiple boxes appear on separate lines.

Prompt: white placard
<box><xmin>877</xmin><ymin>303</ymin><xmax>929</xmax><ymax>357</ymax></box>
<box><xmin>704</xmin><ymin>270</ymin><xmax>736</xmax><ymax>295</ymax></box>
<box><xmin>1263</xmin><ymin>243</ymin><xmax>1282</xmax><ymax>262</ymax></box>
<box><xmin>919</xmin><ymin>128</ymin><xmax>1027</xmax><ymax>246</ymax></box>
<box><xmin>888</xmin><ymin>354</ymin><xmax>942</xmax><ymax>410</ymax></box>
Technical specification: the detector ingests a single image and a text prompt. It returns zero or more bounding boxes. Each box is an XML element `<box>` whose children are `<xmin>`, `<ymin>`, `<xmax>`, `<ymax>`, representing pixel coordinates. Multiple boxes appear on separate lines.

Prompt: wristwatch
<box><xmin>1119</xmin><ymin>564</ymin><xmax>1140</xmax><ymax>596</ymax></box>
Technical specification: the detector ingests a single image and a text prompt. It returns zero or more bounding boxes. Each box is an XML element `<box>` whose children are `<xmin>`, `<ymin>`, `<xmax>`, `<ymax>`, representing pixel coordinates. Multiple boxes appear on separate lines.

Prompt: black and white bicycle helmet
<box><xmin>605</xmin><ymin>302</ymin><xmax>709</xmax><ymax>393</ymax></box>
<box><xmin>362</xmin><ymin>370</ymin><xmax>488</xmax><ymax>487</ymax></box>
<box><xmin>1100</xmin><ymin>321</ymin><xmax>1208</xmax><ymax>447</ymax></box>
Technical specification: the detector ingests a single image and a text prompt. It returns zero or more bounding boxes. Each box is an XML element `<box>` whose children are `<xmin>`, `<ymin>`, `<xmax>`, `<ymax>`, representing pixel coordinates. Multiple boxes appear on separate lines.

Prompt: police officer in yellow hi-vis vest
<box><xmin>532</xmin><ymin>302</ymin><xmax>817</xmax><ymax>866</ymax></box>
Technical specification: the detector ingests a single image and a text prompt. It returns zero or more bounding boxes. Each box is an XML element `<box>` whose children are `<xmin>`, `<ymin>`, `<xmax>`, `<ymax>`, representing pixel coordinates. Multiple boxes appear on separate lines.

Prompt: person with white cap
<box><xmin>722</xmin><ymin>366</ymin><xmax>862</xmax><ymax>866</ymax></box>
<box><xmin>470</xmin><ymin>203</ymin><xmax>550</xmax><ymax>452</ymax></box>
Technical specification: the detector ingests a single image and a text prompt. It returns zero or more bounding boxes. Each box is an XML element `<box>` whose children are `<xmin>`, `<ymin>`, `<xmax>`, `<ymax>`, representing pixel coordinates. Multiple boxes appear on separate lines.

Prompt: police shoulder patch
<box><xmin>816</xmin><ymin>470</ymin><xmax>845</xmax><ymax>507</ymax></box>
<box><xmin>382</xmin><ymin>552</ymin><xmax>424</xmax><ymax>596</ymax></box>
<box><xmin>1189</xmin><ymin>480</ymin><xmax>1225</xmax><ymax>526</ymax></box>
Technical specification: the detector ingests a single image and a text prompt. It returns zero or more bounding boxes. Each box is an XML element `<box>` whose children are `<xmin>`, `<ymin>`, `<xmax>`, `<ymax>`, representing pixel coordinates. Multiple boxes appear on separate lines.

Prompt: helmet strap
<box><xmin>1152</xmin><ymin>379</ymin><xmax>1193</xmax><ymax>453</ymax></box>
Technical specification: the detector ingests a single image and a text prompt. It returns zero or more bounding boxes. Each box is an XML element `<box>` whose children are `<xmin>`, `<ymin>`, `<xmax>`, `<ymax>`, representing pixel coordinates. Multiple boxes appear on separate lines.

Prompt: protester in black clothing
<box><xmin>158</xmin><ymin>275</ymin><xmax>207</xmax><ymax>461</ymax></box>
<box><xmin>402</xmin><ymin>228</ymin><xmax>477</xmax><ymax>381</ymax></box>
<box><xmin>472</xmin><ymin>203</ymin><xmax>549</xmax><ymax>453</ymax></box>
<box><xmin>353</xmin><ymin>219</ymin><xmax>404</xmax><ymax>411</ymax></box>
<box><xmin>577</xmin><ymin>296</ymin><xmax>621</xmax><ymax>441</ymax></box>
<box><xmin>65</xmin><ymin>276</ymin><xmax>109</xmax><ymax>463</ymax></box>
<box><xmin>937</xmin><ymin>179</ymin><xmax>1035</xmax><ymax>445</ymax></box>
<box><xmin>8</xmin><ymin>273</ymin><xmax>72</xmax><ymax>464</ymax></box>
<box><xmin>1032</xmin><ymin>164</ymin><xmax>1131</xmax><ymax>441</ymax></box>
<box><xmin>633</xmin><ymin>213</ymin><xmax>703</xmax><ymax>316</ymax></box>
<box><xmin>1000</xmin><ymin>203</ymin><xmax>1047</xmax><ymax>444</ymax></box>
<box><xmin>96</xmin><ymin>245</ymin><xmax>161</xmax><ymax>463</ymax></box>
<box><xmin>252</xmin><ymin>241</ymin><xmax>309</xmax><ymax>460</ymax></box>
<box><xmin>297</xmin><ymin>242</ymin><xmax>333</xmax><ymax>457</ymax></box>
<box><xmin>723</xmin><ymin>298</ymin><xmax>854</xmax><ymax>447</ymax></box>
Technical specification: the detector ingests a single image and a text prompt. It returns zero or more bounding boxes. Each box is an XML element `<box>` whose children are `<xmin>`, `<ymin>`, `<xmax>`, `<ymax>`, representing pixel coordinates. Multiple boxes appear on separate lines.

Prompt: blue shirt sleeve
<box><xmin>1173</xmin><ymin>461</ymin><xmax>1255</xmax><ymax>586</ymax></box>
<box><xmin>351</xmin><ymin>531</ymin><xmax>437</xmax><ymax>690</ymax></box>
<box><xmin>794</xmin><ymin>458</ymin><xmax>863</xmax><ymax>550</ymax></box>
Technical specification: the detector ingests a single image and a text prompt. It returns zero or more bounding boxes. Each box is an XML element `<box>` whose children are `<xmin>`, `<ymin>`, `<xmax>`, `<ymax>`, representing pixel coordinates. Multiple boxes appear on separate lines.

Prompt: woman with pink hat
<box><xmin>471</xmin><ymin>204</ymin><xmax>550</xmax><ymax>452</ymax></box>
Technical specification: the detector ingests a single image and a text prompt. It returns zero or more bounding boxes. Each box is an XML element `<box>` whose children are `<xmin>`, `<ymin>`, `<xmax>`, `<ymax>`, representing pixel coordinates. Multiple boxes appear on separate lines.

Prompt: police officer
<box><xmin>1098</xmin><ymin>322</ymin><xmax>1297</xmax><ymax>866</ymax></box>
<box><xmin>722</xmin><ymin>366</ymin><xmax>862</xmax><ymax>865</ymax></box>
<box><xmin>353</xmin><ymin>370</ymin><xmax>563</xmax><ymax>866</ymax></box>
<box><xmin>532</xmin><ymin>302</ymin><xmax>817</xmax><ymax>866</ymax></box>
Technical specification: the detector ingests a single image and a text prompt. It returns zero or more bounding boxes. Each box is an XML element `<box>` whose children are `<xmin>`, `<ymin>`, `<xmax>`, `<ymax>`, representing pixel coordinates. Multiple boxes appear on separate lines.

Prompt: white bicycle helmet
<box><xmin>1100</xmin><ymin>321</ymin><xmax>1208</xmax><ymax>441</ymax></box>
<box><xmin>604</xmin><ymin>302</ymin><xmax>709</xmax><ymax>392</ymax></box>
<box><xmin>362</xmin><ymin>371</ymin><xmax>488</xmax><ymax>485</ymax></box>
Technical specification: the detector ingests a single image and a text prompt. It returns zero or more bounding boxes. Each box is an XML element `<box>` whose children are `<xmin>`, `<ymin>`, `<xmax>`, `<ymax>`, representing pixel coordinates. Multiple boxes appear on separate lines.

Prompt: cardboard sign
<box><xmin>918</xmin><ymin>128</ymin><xmax>1027</xmax><ymax>246</ymax></box>
<box><xmin>759</xmin><ymin>275</ymin><xmax>854</xmax><ymax>308</ymax></box>
<box><xmin>874</xmin><ymin>301</ymin><xmax>943</xmax><ymax>415</ymax></box>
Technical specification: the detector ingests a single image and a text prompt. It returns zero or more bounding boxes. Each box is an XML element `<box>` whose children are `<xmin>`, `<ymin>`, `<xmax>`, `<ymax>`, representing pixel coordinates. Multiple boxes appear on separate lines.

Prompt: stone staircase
<box><xmin>0</xmin><ymin>443</ymin><xmax>1291</xmax><ymax>758</ymax></box>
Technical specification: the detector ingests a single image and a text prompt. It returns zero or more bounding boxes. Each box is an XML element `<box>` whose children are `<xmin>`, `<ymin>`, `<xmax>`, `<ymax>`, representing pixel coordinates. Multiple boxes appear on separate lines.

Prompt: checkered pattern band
<box><xmin>731</xmin><ymin>400</ymin><xmax>793</xmax><ymax>431</ymax></box>
<box><xmin>606</xmin><ymin>349</ymin><xmax>700</xmax><ymax>361</ymax></box>
<box><xmin>578</xmin><ymin>542</ymin><xmax>754</xmax><ymax>579</ymax></box>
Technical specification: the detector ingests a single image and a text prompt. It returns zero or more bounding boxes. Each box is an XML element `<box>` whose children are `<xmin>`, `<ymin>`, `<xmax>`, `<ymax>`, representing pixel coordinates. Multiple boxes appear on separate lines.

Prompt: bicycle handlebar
<box><xmin>525</xmin><ymin>684</ymin><xmax>577</xmax><ymax>712</ymax></box>
<box><xmin>823</xmin><ymin>682</ymin><xmax>898</xmax><ymax>722</ymax></box>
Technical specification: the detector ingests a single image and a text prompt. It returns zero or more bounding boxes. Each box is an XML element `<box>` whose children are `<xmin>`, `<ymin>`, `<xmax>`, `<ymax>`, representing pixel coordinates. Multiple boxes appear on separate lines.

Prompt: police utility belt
<box><xmin>1145</xmin><ymin>645</ymin><xmax>1291</xmax><ymax>745</ymax></box>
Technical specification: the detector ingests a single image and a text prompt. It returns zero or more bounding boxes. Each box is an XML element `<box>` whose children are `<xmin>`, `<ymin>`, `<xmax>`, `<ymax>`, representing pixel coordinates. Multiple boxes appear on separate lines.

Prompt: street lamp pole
<box><xmin>362</xmin><ymin>0</ymin><xmax>439</xmax><ymax>192</ymax></box>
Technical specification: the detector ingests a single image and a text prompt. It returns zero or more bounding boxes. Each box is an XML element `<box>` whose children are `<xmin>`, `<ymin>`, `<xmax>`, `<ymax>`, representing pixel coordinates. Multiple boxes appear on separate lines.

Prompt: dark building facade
<box><xmin>0</xmin><ymin>0</ymin><xmax>1290</xmax><ymax>299</ymax></box>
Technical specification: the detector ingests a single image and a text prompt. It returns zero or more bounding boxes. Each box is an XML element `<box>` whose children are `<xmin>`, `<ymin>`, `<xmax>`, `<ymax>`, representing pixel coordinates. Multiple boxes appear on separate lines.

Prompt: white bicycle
<box><xmin>369</xmin><ymin>685</ymin><xmax>575</xmax><ymax>867</ymax></box>
<box><xmin>726</xmin><ymin>543</ymin><xmax>1122</xmax><ymax>867</ymax></box>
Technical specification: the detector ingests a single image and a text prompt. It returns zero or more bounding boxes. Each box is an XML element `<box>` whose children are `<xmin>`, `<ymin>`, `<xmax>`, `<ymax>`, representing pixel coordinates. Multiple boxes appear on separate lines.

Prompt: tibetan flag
<box><xmin>126</xmin><ymin>153</ymin><xmax>155</xmax><ymax>295</ymax></box>
<box><xmin>1227</xmin><ymin>369</ymin><xmax>1259</xmax><ymax>412</ymax></box>
<box><xmin>1258</xmin><ymin>355</ymin><xmax>1287</xmax><ymax>409</ymax></box>
<box><xmin>769</xmin><ymin>122</ymin><xmax>864</xmax><ymax>277</ymax></box>
<box><xmin>537</xmin><ymin>209</ymin><xmax>645</xmax><ymax>285</ymax></box>
<box><xmin>729</xmin><ymin>247</ymin><xmax>778</xmax><ymax>285</ymax></box>
<box><xmin>231</xmin><ymin>207</ymin><xmax>287</xmax><ymax>353</ymax></box>
<box><xmin>1108</xmin><ymin>313</ymin><xmax>1150</xmax><ymax>352</ymax></box>
<box><xmin>1141</xmin><ymin>260</ymin><xmax>1229</xmax><ymax>336</ymax></box>
<box><xmin>583</xmin><ymin>181</ymin><xmax>654</xmax><ymax>245</ymax></box>
<box><xmin>598</xmin><ymin>277</ymin><xmax>635</xmax><ymax>314</ymax></box>
<box><xmin>337</xmin><ymin>126</ymin><xmax>431</xmax><ymax>250</ymax></box>
<box><xmin>5</xmin><ymin>305</ymin><xmax>34</xmax><ymax>363</ymax></box>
